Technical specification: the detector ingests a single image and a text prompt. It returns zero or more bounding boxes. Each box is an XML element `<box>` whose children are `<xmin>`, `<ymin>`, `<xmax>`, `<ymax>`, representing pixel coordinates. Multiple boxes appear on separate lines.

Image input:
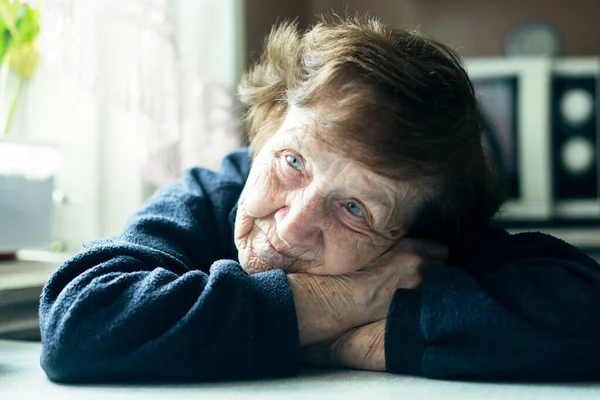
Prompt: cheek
<box><xmin>234</xmin><ymin>159</ymin><xmax>284</xmax><ymax>245</ymax></box>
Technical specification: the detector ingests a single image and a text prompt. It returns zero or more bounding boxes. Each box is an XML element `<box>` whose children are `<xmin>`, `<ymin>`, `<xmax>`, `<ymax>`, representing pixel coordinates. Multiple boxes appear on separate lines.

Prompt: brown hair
<box><xmin>238</xmin><ymin>15</ymin><xmax>506</xmax><ymax>244</ymax></box>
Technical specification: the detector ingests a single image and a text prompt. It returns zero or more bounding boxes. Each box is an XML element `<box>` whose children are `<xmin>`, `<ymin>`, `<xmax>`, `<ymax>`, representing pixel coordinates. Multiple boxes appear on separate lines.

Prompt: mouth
<box><xmin>249</xmin><ymin>225</ymin><xmax>302</xmax><ymax>272</ymax></box>
<box><xmin>254</xmin><ymin>224</ymin><xmax>294</xmax><ymax>258</ymax></box>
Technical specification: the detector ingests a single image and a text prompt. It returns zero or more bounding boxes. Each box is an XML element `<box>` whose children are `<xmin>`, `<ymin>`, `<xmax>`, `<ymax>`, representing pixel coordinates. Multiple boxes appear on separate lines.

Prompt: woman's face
<box><xmin>235</xmin><ymin>107</ymin><xmax>419</xmax><ymax>275</ymax></box>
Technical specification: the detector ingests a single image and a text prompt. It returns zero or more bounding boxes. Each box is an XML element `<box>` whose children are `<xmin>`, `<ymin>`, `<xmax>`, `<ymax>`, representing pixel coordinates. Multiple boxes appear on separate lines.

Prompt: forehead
<box><xmin>274</xmin><ymin>107</ymin><xmax>385</xmax><ymax>181</ymax></box>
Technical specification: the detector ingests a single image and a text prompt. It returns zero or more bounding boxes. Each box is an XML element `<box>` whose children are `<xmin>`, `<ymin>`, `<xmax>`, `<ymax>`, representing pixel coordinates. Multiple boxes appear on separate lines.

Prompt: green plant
<box><xmin>0</xmin><ymin>0</ymin><xmax>40</xmax><ymax>137</ymax></box>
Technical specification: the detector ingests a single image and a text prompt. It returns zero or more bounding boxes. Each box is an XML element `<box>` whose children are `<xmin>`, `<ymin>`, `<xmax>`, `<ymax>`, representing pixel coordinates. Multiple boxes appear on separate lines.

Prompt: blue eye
<box><xmin>286</xmin><ymin>155</ymin><xmax>303</xmax><ymax>171</ymax></box>
<box><xmin>345</xmin><ymin>201</ymin><xmax>365</xmax><ymax>217</ymax></box>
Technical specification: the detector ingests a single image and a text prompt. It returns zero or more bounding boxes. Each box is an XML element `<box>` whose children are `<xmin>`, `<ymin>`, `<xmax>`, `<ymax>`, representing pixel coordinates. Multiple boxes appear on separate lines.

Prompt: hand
<box><xmin>370</xmin><ymin>237</ymin><xmax>449</xmax><ymax>289</ymax></box>
<box><xmin>300</xmin><ymin>319</ymin><xmax>387</xmax><ymax>371</ymax></box>
<box><xmin>288</xmin><ymin>238</ymin><xmax>447</xmax><ymax>346</ymax></box>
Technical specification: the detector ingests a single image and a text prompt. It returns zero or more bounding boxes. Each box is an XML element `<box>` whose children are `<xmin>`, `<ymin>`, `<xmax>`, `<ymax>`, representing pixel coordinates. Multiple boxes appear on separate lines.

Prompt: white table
<box><xmin>0</xmin><ymin>252</ymin><xmax>68</xmax><ymax>340</ymax></box>
<box><xmin>1</xmin><ymin>340</ymin><xmax>599</xmax><ymax>400</ymax></box>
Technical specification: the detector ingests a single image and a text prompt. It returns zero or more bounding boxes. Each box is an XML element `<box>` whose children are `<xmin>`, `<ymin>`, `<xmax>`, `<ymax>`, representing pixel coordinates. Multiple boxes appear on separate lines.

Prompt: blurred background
<box><xmin>1</xmin><ymin>0</ymin><xmax>599</xmax><ymax>340</ymax></box>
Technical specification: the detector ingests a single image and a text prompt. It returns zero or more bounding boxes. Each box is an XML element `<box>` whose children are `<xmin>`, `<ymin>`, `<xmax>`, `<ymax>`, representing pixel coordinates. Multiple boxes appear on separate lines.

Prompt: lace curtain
<box><xmin>15</xmin><ymin>0</ymin><xmax>242</xmax><ymax>184</ymax></box>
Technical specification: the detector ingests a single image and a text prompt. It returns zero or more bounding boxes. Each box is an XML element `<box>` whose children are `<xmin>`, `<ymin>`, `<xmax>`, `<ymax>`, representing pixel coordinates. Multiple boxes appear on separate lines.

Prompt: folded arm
<box><xmin>387</xmin><ymin>232</ymin><xmax>600</xmax><ymax>381</ymax></box>
<box><xmin>302</xmin><ymin>232</ymin><xmax>600</xmax><ymax>381</ymax></box>
<box><xmin>40</xmin><ymin>159</ymin><xmax>300</xmax><ymax>383</ymax></box>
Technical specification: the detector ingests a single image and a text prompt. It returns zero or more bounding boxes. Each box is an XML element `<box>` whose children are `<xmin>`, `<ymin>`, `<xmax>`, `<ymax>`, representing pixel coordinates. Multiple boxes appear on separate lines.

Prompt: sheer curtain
<box><xmin>36</xmin><ymin>0</ymin><xmax>244</xmax><ymax>182</ymax></box>
<box><xmin>13</xmin><ymin>0</ymin><xmax>244</xmax><ymax>249</ymax></box>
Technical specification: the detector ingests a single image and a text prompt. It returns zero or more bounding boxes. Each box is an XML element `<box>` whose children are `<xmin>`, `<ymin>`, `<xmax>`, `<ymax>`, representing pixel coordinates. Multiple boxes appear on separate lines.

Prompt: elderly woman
<box><xmin>40</xmin><ymin>17</ymin><xmax>600</xmax><ymax>383</ymax></box>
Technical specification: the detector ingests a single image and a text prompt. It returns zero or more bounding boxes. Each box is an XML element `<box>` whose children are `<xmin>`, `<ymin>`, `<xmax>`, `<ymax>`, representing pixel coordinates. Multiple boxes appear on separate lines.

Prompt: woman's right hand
<box><xmin>287</xmin><ymin>238</ymin><xmax>448</xmax><ymax>345</ymax></box>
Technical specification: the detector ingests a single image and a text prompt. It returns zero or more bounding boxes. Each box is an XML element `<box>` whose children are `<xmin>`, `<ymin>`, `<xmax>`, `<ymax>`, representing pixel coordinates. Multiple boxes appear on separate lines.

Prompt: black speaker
<box><xmin>551</xmin><ymin>75</ymin><xmax>598</xmax><ymax>201</ymax></box>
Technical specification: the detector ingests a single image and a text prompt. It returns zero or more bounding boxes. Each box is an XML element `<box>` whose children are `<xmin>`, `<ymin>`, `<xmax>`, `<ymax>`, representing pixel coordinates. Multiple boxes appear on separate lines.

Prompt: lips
<box><xmin>250</xmin><ymin>236</ymin><xmax>294</xmax><ymax>273</ymax></box>
<box><xmin>250</xmin><ymin>224</ymin><xmax>314</xmax><ymax>274</ymax></box>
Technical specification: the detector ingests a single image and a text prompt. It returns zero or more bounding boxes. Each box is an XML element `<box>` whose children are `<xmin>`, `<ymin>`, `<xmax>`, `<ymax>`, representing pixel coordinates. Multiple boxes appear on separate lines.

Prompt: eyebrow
<box><xmin>283</xmin><ymin>128</ymin><xmax>306</xmax><ymax>152</ymax></box>
<box><xmin>361</xmin><ymin>193</ymin><xmax>393</xmax><ymax>210</ymax></box>
<box><xmin>354</xmin><ymin>177</ymin><xmax>396</xmax><ymax>211</ymax></box>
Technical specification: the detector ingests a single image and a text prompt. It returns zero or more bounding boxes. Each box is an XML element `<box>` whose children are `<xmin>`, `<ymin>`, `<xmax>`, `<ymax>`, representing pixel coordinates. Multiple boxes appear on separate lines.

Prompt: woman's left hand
<box><xmin>300</xmin><ymin>319</ymin><xmax>386</xmax><ymax>371</ymax></box>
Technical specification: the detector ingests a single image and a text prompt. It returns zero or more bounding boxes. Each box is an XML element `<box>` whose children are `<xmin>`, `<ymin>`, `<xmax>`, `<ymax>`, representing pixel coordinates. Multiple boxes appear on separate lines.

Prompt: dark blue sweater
<box><xmin>39</xmin><ymin>149</ymin><xmax>600</xmax><ymax>382</ymax></box>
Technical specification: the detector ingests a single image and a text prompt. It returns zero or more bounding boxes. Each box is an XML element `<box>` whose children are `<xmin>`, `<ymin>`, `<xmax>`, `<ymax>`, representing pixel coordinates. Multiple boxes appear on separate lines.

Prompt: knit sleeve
<box><xmin>39</xmin><ymin>154</ymin><xmax>300</xmax><ymax>383</ymax></box>
<box><xmin>385</xmin><ymin>232</ymin><xmax>600</xmax><ymax>381</ymax></box>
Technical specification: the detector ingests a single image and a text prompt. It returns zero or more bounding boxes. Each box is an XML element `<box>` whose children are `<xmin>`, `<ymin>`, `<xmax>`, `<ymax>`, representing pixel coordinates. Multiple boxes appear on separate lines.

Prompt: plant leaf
<box><xmin>4</xmin><ymin>39</ymin><xmax>38</xmax><ymax>79</ymax></box>
<box><xmin>16</xmin><ymin>5</ymin><xmax>39</xmax><ymax>43</ymax></box>
<box><xmin>0</xmin><ymin>28</ymin><xmax>7</xmax><ymax>62</ymax></box>
<box><xmin>0</xmin><ymin>1</ymin><xmax>39</xmax><ymax>76</ymax></box>
<box><xmin>0</xmin><ymin>0</ymin><xmax>22</xmax><ymax>42</ymax></box>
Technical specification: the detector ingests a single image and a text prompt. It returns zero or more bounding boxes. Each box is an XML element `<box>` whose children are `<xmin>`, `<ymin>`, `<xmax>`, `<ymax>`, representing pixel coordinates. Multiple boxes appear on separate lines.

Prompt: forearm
<box><xmin>40</xmin><ymin>250</ymin><xmax>299</xmax><ymax>382</ymax></box>
<box><xmin>386</xmin><ymin>261</ymin><xmax>600</xmax><ymax>381</ymax></box>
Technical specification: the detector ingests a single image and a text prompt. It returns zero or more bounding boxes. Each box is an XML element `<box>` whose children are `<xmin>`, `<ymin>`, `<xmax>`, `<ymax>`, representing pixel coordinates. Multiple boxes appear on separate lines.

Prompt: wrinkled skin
<box><xmin>235</xmin><ymin>106</ymin><xmax>420</xmax><ymax>276</ymax></box>
<box><xmin>233</xmin><ymin>107</ymin><xmax>448</xmax><ymax>370</ymax></box>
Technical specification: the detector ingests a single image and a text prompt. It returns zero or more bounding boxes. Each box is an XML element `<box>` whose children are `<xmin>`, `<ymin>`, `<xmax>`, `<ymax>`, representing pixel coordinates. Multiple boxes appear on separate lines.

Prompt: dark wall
<box><xmin>310</xmin><ymin>0</ymin><xmax>600</xmax><ymax>57</ymax></box>
<box><xmin>244</xmin><ymin>0</ymin><xmax>309</xmax><ymax>67</ymax></box>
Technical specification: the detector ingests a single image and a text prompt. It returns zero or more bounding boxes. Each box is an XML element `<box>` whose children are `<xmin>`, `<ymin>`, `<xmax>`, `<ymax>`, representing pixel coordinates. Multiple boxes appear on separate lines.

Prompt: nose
<box><xmin>274</xmin><ymin>193</ymin><xmax>323</xmax><ymax>249</ymax></box>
